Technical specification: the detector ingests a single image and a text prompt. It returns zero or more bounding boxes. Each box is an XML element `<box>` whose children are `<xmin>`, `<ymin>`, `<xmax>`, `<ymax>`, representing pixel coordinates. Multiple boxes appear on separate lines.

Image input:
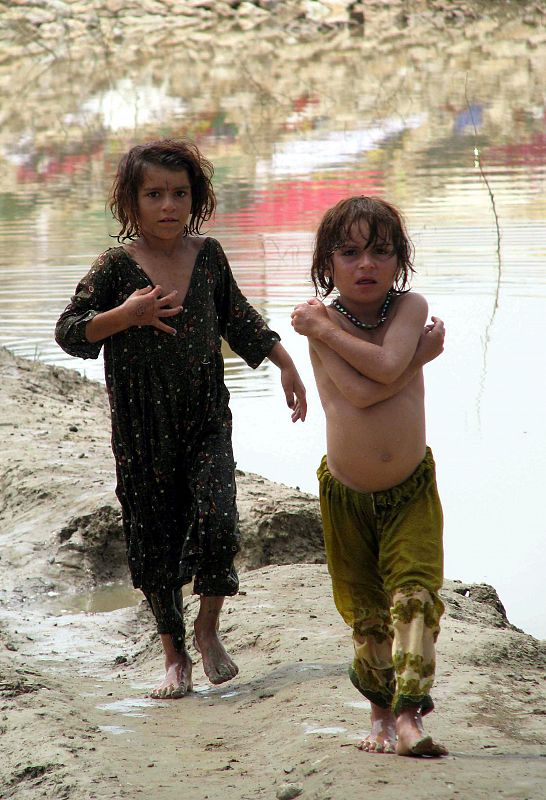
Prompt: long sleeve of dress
<box><xmin>55</xmin><ymin>250</ymin><xmax>117</xmax><ymax>359</ymax></box>
<box><xmin>213</xmin><ymin>239</ymin><xmax>280</xmax><ymax>369</ymax></box>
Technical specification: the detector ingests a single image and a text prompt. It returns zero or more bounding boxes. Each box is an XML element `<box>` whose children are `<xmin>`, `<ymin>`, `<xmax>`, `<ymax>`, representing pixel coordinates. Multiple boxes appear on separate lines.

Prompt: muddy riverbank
<box><xmin>0</xmin><ymin>349</ymin><xmax>545</xmax><ymax>799</ymax></box>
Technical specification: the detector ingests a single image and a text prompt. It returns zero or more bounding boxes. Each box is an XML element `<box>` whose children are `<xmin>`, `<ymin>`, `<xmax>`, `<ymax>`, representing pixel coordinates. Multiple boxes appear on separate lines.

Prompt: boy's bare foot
<box><xmin>194</xmin><ymin>595</ymin><xmax>239</xmax><ymax>685</ymax></box>
<box><xmin>150</xmin><ymin>634</ymin><xmax>193</xmax><ymax>699</ymax></box>
<box><xmin>357</xmin><ymin>703</ymin><xmax>396</xmax><ymax>754</ymax></box>
<box><xmin>395</xmin><ymin>708</ymin><xmax>448</xmax><ymax>757</ymax></box>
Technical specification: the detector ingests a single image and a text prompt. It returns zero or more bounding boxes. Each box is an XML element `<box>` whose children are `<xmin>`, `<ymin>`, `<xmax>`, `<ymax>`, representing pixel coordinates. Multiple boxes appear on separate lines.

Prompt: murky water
<box><xmin>1</xmin><ymin>12</ymin><xmax>545</xmax><ymax>638</ymax></box>
<box><xmin>44</xmin><ymin>582</ymin><xmax>143</xmax><ymax>615</ymax></box>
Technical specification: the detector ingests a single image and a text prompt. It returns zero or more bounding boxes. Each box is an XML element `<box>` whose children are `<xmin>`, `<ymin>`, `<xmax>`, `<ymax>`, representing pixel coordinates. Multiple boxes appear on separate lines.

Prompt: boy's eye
<box><xmin>373</xmin><ymin>245</ymin><xmax>394</xmax><ymax>258</ymax></box>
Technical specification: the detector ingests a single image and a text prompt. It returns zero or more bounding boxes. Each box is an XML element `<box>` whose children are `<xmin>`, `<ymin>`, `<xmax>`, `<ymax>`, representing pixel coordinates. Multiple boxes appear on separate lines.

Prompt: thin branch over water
<box><xmin>465</xmin><ymin>74</ymin><xmax>502</xmax><ymax>424</ymax></box>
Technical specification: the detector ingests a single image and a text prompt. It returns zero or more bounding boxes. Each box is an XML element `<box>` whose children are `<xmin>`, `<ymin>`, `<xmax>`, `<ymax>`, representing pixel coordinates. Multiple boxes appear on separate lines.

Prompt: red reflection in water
<box><xmin>16</xmin><ymin>144</ymin><xmax>105</xmax><ymax>184</ymax></box>
<box><xmin>219</xmin><ymin>173</ymin><xmax>385</xmax><ymax>231</ymax></box>
<box><xmin>214</xmin><ymin>174</ymin><xmax>387</xmax><ymax>302</ymax></box>
<box><xmin>484</xmin><ymin>132</ymin><xmax>546</xmax><ymax>167</ymax></box>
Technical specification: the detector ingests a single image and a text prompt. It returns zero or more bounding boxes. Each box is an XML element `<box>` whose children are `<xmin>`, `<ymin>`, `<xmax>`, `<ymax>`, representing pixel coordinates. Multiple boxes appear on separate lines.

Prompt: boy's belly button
<box><xmin>380</xmin><ymin>451</ymin><xmax>393</xmax><ymax>462</ymax></box>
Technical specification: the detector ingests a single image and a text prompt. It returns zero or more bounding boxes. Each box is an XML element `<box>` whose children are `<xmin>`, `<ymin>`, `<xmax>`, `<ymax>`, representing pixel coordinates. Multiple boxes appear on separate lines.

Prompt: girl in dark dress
<box><xmin>55</xmin><ymin>139</ymin><xmax>307</xmax><ymax>699</ymax></box>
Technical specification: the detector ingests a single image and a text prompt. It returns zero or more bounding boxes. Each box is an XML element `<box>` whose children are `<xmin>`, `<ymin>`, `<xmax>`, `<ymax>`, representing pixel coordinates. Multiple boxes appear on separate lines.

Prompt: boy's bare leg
<box><xmin>357</xmin><ymin>702</ymin><xmax>396</xmax><ymax>754</ymax></box>
<box><xmin>193</xmin><ymin>595</ymin><xmax>239</xmax><ymax>684</ymax></box>
<box><xmin>395</xmin><ymin>708</ymin><xmax>448</xmax><ymax>757</ymax></box>
<box><xmin>150</xmin><ymin>633</ymin><xmax>193</xmax><ymax>699</ymax></box>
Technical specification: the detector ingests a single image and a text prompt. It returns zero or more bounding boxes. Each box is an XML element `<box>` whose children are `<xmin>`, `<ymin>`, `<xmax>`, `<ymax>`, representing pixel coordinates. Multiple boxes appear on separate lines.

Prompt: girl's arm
<box><xmin>311</xmin><ymin>317</ymin><xmax>445</xmax><ymax>408</ymax></box>
<box><xmin>267</xmin><ymin>342</ymin><xmax>307</xmax><ymax>422</ymax></box>
<box><xmin>55</xmin><ymin>251</ymin><xmax>118</xmax><ymax>359</ymax></box>
<box><xmin>291</xmin><ymin>294</ymin><xmax>428</xmax><ymax>384</ymax></box>
<box><xmin>85</xmin><ymin>286</ymin><xmax>180</xmax><ymax>342</ymax></box>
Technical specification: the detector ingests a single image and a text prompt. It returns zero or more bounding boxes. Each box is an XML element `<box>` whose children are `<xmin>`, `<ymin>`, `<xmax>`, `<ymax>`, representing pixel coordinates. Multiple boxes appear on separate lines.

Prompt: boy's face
<box><xmin>327</xmin><ymin>221</ymin><xmax>399</xmax><ymax>305</ymax></box>
<box><xmin>136</xmin><ymin>166</ymin><xmax>193</xmax><ymax>240</ymax></box>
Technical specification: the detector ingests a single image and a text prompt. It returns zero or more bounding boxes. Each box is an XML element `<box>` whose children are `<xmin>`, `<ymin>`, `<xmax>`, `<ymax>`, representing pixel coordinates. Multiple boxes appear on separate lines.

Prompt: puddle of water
<box><xmin>303</xmin><ymin>725</ymin><xmax>347</xmax><ymax>735</ymax></box>
<box><xmin>99</xmin><ymin>725</ymin><xmax>135</xmax><ymax>735</ymax></box>
<box><xmin>192</xmin><ymin>684</ymin><xmax>242</xmax><ymax>699</ymax></box>
<box><xmin>345</xmin><ymin>700</ymin><xmax>368</xmax><ymax>710</ymax></box>
<box><xmin>296</xmin><ymin>664</ymin><xmax>324</xmax><ymax>673</ymax></box>
<box><xmin>44</xmin><ymin>582</ymin><xmax>143</xmax><ymax>615</ymax></box>
<box><xmin>192</xmin><ymin>684</ymin><xmax>214</xmax><ymax>696</ymax></box>
<box><xmin>97</xmin><ymin>697</ymin><xmax>164</xmax><ymax>716</ymax></box>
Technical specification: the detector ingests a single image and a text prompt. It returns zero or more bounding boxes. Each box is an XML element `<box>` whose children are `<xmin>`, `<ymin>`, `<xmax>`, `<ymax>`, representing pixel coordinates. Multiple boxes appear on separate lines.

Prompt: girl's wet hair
<box><xmin>311</xmin><ymin>195</ymin><xmax>415</xmax><ymax>297</ymax></box>
<box><xmin>109</xmin><ymin>138</ymin><xmax>216</xmax><ymax>241</ymax></box>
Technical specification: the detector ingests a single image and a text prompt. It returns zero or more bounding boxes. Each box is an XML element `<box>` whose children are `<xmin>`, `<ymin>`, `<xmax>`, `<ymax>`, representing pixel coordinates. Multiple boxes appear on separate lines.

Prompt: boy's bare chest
<box><xmin>337</xmin><ymin>316</ymin><xmax>388</xmax><ymax>346</ymax></box>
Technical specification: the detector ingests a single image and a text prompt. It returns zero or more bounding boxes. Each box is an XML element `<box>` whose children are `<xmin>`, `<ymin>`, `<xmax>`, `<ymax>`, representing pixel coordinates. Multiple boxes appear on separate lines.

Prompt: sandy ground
<box><xmin>0</xmin><ymin>346</ymin><xmax>545</xmax><ymax>800</ymax></box>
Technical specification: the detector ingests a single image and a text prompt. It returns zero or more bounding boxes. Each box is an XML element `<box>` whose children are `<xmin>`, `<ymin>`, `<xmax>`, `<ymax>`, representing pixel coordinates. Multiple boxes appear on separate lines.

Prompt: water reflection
<box><xmin>0</xmin><ymin>10</ymin><xmax>545</xmax><ymax>639</ymax></box>
<box><xmin>256</xmin><ymin>116</ymin><xmax>424</xmax><ymax>177</ymax></box>
<box><xmin>44</xmin><ymin>581</ymin><xmax>142</xmax><ymax>615</ymax></box>
<box><xmin>79</xmin><ymin>80</ymin><xmax>188</xmax><ymax>131</ymax></box>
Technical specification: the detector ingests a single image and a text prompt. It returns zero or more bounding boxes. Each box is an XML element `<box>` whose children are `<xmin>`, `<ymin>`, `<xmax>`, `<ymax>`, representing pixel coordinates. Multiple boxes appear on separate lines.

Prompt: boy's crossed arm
<box><xmin>291</xmin><ymin>295</ymin><xmax>429</xmax><ymax>384</ymax></box>
<box><xmin>309</xmin><ymin>318</ymin><xmax>444</xmax><ymax>408</ymax></box>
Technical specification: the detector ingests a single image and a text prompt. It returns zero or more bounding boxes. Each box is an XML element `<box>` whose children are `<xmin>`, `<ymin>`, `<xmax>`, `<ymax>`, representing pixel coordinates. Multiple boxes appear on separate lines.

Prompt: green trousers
<box><xmin>317</xmin><ymin>448</ymin><xmax>444</xmax><ymax>716</ymax></box>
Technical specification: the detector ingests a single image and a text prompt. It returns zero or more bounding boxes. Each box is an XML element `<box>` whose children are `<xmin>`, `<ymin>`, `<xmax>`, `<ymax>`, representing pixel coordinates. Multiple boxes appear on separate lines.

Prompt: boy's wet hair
<box><xmin>311</xmin><ymin>196</ymin><xmax>415</xmax><ymax>297</ymax></box>
<box><xmin>109</xmin><ymin>138</ymin><xmax>216</xmax><ymax>241</ymax></box>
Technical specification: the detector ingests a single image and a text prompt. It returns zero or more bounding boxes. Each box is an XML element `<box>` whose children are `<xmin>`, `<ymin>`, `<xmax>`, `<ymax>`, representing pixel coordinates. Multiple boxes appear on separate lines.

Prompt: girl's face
<box><xmin>136</xmin><ymin>165</ymin><xmax>192</xmax><ymax>241</ymax></box>
<box><xmin>328</xmin><ymin>221</ymin><xmax>399</xmax><ymax>307</ymax></box>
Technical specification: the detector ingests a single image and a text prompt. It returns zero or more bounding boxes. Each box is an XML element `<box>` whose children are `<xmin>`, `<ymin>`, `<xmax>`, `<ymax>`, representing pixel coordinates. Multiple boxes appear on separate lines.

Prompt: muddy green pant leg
<box><xmin>317</xmin><ymin>457</ymin><xmax>396</xmax><ymax>709</ymax></box>
<box><xmin>389</xmin><ymin>585</ymin><xmax>443</xmax><ymax>715</ymax></box>
<box><xmin>350</xmin><ymin>614</ymin><xmax>396</xmax><ymax>709</ymax></box>
<box><xmin>376</xmin><ymin>449</ymin><xmax>445</xmax><ymax>715</ymax></box>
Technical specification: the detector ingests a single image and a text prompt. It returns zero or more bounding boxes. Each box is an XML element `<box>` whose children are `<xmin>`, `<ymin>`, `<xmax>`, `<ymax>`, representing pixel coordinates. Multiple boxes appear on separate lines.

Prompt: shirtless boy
<box><xmin>291</xmin><ymin>196</ymin><xmax>447</xmax><ymax>757</ymax></box>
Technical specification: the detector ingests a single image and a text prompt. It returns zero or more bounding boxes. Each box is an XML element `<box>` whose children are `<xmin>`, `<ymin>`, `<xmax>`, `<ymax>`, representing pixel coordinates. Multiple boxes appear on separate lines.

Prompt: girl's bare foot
<box><xmin>395</xmin><ymin>708</ymin><xmax>448</xmax><ymax>757</ymax></box>
<box><xmin>150</xmin><ymin>634</ymin><xmax>193</xmax><ymax>699</ymax></box>
<box><xmin>357</xmin><ymin>703</ymin><xmax>396</xmax><ymax>754</ymax></box>
<box><xmin>193</xmin><ymin>595</ymin><xmax>239</xmax><ymax>685</ymax></box>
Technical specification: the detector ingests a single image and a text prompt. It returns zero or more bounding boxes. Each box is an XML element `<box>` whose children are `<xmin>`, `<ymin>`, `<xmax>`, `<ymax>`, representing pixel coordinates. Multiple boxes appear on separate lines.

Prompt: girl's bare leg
<box><xmin>193</xmin><ymin>595</ymin><xmax>239</xmax><ymax>684</ymax></box>
<box><xmin>150</xmin><ymin>633</ymin><xmax>193</xmax><ymax>699</ymax></box>
<box><xmin>357</xmin><ymin>702</ymin><xmax>396</xmax><ymax>754</ymax></box>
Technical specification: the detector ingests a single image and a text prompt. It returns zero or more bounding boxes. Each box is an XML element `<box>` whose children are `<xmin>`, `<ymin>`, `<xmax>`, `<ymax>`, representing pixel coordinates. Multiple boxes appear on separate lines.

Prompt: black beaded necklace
<box><xmin>330</xmin><ymin>290</ymin><xmax>394</xmax><ymax>330</ymax></box>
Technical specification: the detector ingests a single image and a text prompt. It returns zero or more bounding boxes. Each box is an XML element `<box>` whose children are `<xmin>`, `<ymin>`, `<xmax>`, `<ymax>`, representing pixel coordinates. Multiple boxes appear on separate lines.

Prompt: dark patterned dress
<box><xmin>55</xmin><ymin>237</ymin><xmax>280</xmax><ymax>596</ymax></box>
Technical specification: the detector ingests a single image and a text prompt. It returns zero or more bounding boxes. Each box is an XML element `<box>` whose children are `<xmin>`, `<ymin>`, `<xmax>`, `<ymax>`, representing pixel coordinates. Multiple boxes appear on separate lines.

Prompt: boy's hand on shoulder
<box><xmin>291</xmin><ymin>298</ymin><xmax>333</xmax><ymax>339</ymax></box>
<box><xmin>415</xmin><ymin>316</ymin><xmax>445</xmax><ymax>367</ymax></box>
